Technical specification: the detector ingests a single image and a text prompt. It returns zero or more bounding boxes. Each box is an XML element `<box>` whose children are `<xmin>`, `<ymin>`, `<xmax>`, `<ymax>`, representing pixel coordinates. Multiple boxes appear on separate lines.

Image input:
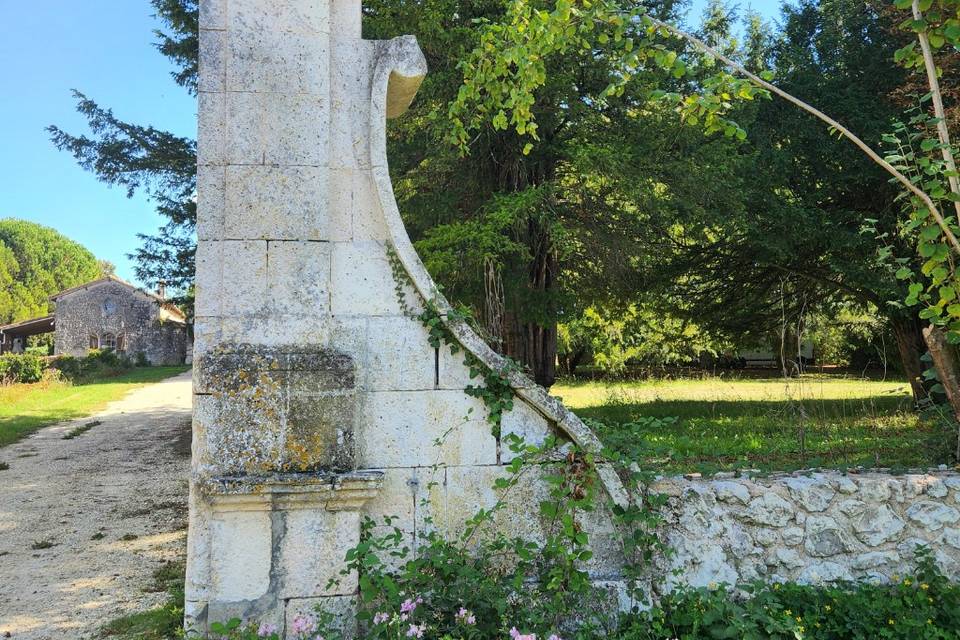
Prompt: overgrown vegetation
<box><xmin>623</xmin><ymin>549</ymin><xmax>959</xmax><ymax>639</ymax></box>
<box><xmin>0</xmin><ymin>353</ymin><xmax>44</xmax><ymax>384</ymax></box>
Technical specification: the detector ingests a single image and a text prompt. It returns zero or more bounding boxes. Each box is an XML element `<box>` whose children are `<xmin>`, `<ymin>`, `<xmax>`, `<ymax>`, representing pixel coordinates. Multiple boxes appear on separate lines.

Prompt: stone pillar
<box><xmin>188</xmin><ymin>0</ymin><xmax>384</xmax><ymax>634</ymax></box>
<box><xmin>190</xmin><ymin>1</ymin><xmax>632</xmax><ymax>636</ymax></box>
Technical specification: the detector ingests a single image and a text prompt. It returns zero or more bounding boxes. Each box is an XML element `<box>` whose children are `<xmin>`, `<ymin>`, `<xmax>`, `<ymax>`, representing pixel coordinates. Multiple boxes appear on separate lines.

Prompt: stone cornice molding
<box><xmin>202</xmin><ymin>471</ymin><xmax>384</xmax><ymax>513</ymax></box>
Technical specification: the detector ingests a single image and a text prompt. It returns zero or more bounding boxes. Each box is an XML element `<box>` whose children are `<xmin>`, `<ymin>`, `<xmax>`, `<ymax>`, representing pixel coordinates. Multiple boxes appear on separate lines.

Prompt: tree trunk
<box><xmin>563</xmin><ymin>345</ymin><xmax>588</xmax><ymax>377</ymax></box>
<box><xmin>922</xmin><ymin>325</ymin><xmax>960</xmax><ymax>461</ymax></box>
<box><xmin>891</xmin><ymin>314</ymin><xmax>930</xmax><ymax>403</ymax></box>
<box><xmin>501</xmin><ymin>216</ymin><xmax>559</xmax><ymax>388</ymax></box>
<box><xmin>525</xmin><ymin>217</ymin><xmax>558</xmax><ymax>388</ymax></box>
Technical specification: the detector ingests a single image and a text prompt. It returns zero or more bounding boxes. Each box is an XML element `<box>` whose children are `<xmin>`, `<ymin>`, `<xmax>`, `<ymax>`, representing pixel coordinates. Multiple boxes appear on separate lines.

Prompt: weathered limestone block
<box><xmin>741</xmin><ymin>493</ymin><xmax>794</xmax><ymax>527</ymax></box>
<box><xmin>267</xmin><ymin>241</ymin><xmax>332</xmax><ymax>313</ymax></box>
<box><xmin>330</xmin><ymin>242</ymin><xmax>406</xmax><ymax>317</ymax></box>
<box><xmin>230</xmin><ymin>0</ymin><xmax>331</xmax><ymax>33</ymax></box>
<box><xmin>713</xmin><ymin>481</ymin><xmax>750</xmax><ymax>505</ymax></box>
<box><xmin>905</xmin><ymin>501</ymin><xmax>960</xmax><ymax>531</ymax></box>
<box><xmin>221</xmin><ymin>240</ymin><xmax>268</xmax><ymax>316</ymax></box>
<box><xmin>226</xmin><ymin>29</ymin><xmax>329</xmax><ymax>94</ymax></box>
<box><xmin>209</xmin><ymin>511</ymin><xmax>273</xmax><ymax>602</ymax></box>
<box><xmin>197</xmin><ymin>344</ymin><xmax>356</xmax><ymax>476</ymax></box>
<box><xmin>784</xmin><ymin>476</ymin><xmax>836</xmax><ymax>512</ymax></box>
<box><xmin>196</xmin><ymin>167</ymin><xmax>226</xmax><ymax>241</ymax></box>
<box><xmin>500</xmin><ymin>400</ymin><xmax>557</xmax><ymax>463</ymax></box>
<box><xmin>358</xmin><ymin>390</ymin><xmax>497</xmax><ymax>467</ymax></box>
<box><xmin>804</xmin><ymin>515</ymin><xmax>854</xmax><ymax>557</ymax></box>
<box><xmin>228</xmin><ymin>92</ymin><xmax>328</xmax><ymax>166</ymax></box>
<box><xmin>329</xmin><ymin>168</ymin><xmax>386</xmax><ymax>242</ymax></box>
<box><xmin>279</xmin><ymin>510</ymin><xmax>358</xmax><ymax>598</ymax></box>
<box><xmin>358</xmin><ymin>317</ymin><xmax>437</xmax><ymax>391</ymax></box>
<box><xmin>224</xmin><ymin>167</ymin><xmax>330</xmax><ymax>241</ymax></box>
<box><xmin>799</xmin><ymin>561</ymin><xmax>853</xmax><ymax>585</ymax></box>
<box><xmin>852</xmin><ymin>504</ymin><xmax>905</xmax><ymax>546</ymax></box>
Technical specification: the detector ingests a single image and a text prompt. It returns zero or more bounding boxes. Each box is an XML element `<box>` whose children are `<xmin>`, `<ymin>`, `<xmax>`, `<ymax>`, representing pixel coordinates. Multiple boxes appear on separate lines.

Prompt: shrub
<box><xmin>51</xmin><ymin>349</ymin><xmax>135</xmax><ymax>382</ymax></box>
<box><xmin>0</xmin><ymin>353</ymin><xmax>45</xmax><ymax>383</ymax></box>
<box><xmin>621</xmin><ymin>548</ymin><xmax>960</xmax><ymax>640</ymax></box>
<box><xmin>51</xmin><ymin>354</ymin><xmax>82</xmax><ymax>379</ymax></box>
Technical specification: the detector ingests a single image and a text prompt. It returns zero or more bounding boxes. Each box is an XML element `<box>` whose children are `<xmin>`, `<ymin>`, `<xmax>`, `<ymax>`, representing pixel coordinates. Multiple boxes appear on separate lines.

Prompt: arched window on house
<box><xmin>116</xmin><ymin>334</ymin><xmax>126</xmax><ymax>353</ymax></box>
<box><xmin>88</xmin><ymin>334</ymin><xmax>99</xmax><ymax>350</ymax></box>
<box><xmin>101</xmin><ymin>332</ymin><xmax>117</xmax><ymax>351</ymax></box>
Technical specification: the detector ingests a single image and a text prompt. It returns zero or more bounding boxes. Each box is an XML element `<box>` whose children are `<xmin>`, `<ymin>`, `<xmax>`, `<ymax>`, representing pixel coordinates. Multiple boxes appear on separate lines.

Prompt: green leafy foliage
<box><xmin>52</xmin><ymin>349</ymin><xmax>137</xmax><ymax>382</ymax></box>
<box><xmin>0</xmin><ymin>219</ymin><xmax>102</xmax><ymax>324</ymax></box>
<box><xmin>621</xmin><ymin>548</ymin><xmax>959</xmax><ymax>640</ymax></box>
<box><xmin>448</xmin><ymin>0</ymin><xmax>765</xmax><ymax>151</ymax></box>
<box><xmin>48</xmin><ymin>1</ymin><xmax>198</xmax><ymax>302</ymax></box>
<box><xmin>0</xmin><ymin>353</ymin><xmax>45</xmax><ymax>384</ymax></box>
<box><xmin>329</xmin><ymin>436</ymin><xmax>644</xmax><ymax>640</ymax></box>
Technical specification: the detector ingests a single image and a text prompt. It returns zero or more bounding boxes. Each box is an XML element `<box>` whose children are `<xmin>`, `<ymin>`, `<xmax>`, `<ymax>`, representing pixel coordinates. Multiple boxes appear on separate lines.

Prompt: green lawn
<box><xmin>553</xmin><ymin>374</ymin><xmax>952</xmax><ymax>474</ymax></box>
<box><xmin>0</xmin><ymin>366</ymin><xmax>189</xmax><ymax>448</ymax></box>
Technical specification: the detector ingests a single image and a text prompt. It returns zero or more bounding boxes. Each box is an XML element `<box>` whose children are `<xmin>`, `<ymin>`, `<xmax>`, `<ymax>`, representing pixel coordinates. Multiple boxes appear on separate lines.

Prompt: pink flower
<box><xmin>290</xmin><ymin>614</ymin><xmax>317</xmax><ymax>636</ymax></box>
<box><xmin>455</xmin><ymin>607</ymin><xmax>476</xmax><ymax>625</ymax></box>
<box><xmin>257</xmin><ymin>621</ymin><xmax>278</xmax><ymax>637</ymax></box>
<box><xmin>400</xmin><ymin>597</ymin><xmax>422</xmax><ymax>614</ymax></box>
<box><xmin>406</xmin><ymin>623</ymin><xmax>426</xmax><ymax>638</ymax></box>
<box><xmin>548</xmin><ymin>635</ymin><xmax>562</xmax><ymax>640</ymax></box>
<box><xmin>509</xmin><ymin>629</ymin><xmax>537</xmax><ymax>640</ymax></box>
<box><xmin>373</xmin><ymin>612</ymin><xmax>389</xmax><ymax>625</ymax></box>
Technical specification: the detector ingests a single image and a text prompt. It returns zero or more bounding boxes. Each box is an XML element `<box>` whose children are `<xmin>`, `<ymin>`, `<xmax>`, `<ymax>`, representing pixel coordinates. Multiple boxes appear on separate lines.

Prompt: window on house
<box><xmin>103</xmin><ymin>299</ymin><xmax>117</xmax><ymax>316</ymax></box>
<box><xmin>116</xmin><ymin>334</ymin><xmax>125</xmax><ymax>352</ymax></box>
<box><xmin>88</xmin><ymin>334</ymin><xmax>99</xmax><ymax>350</ymax></box>
<box><xmin>101</xmin><ymin>333</ymin><xmax>116</xmax><ymax>351</ymax></box>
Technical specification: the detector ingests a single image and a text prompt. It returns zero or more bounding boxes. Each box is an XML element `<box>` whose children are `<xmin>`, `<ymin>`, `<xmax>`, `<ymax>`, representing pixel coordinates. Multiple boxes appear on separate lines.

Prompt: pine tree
<box><xmin>48</xmin><ymin>0</ymin><xmax>198</xmax><ymax>307</ymax></box>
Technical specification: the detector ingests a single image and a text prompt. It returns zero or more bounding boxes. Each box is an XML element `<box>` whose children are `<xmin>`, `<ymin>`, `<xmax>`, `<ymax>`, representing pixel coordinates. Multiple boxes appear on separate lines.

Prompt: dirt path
<box><xmin>0</xmin><ymin>370</ymin><xmax>192</xmax><ymax>639</ymax></box>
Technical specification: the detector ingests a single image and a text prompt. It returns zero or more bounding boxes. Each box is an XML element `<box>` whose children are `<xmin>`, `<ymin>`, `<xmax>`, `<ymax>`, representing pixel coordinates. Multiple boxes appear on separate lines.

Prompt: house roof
<box><xmin>49</xmin><ymin>275</ymin><xmax>187</xmax><ymax>322</ymax></box>
<box><xmin>0</xmin><ymin>314</ymin><xmax>55</xmax><ymax>336</ymax></box>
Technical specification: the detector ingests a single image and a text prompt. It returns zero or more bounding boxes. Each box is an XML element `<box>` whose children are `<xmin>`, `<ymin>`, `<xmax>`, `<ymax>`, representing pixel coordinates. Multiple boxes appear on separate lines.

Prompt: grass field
<box><xmin>553</xmin><ymin>374</ymin><xmax>953</xmax><ymax>474</ymax></box>
<box><xmin>0</xmin><ymin>366</ymin><xmax>189</xmax><ymax>448</ymax></box>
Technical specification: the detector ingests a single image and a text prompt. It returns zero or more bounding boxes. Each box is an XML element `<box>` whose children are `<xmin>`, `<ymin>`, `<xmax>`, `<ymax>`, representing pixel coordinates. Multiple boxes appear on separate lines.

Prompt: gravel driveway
<box><xmin>0</xmin><ymin>370</ymin><xmax>192</xmax><ymax>639</ymax></box>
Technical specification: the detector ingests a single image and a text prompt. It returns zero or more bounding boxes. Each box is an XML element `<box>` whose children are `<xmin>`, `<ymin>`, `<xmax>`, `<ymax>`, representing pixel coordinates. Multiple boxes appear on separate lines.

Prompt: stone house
<box><xmin>0</xmin><ymin>275</ymin><xmax>188</xmax><ymax>365</ymax></box>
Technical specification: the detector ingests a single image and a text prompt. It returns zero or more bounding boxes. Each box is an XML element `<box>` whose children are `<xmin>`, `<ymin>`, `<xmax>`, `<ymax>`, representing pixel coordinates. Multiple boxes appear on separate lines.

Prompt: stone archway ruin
<box><xmin>188</xmin><ymin>1</ymin><xmax>627</xmax><ymax>634</ymax></box>
<box><xmin>189</xmin><ymin>1</ymin><xmax>960</xmax><ymax>637</ymax></box>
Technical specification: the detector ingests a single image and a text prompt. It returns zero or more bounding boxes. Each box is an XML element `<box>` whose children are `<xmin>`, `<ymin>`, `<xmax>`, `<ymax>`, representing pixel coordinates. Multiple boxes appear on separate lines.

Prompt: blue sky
<box><xmin>0</xmin><ymin>1</ymin><xmax>195</xmax><ymax>284</ymax></box>
<box><xmin>0</xmin><ymin>0</ymin><xmax>779</xmax><ymax>286</ymax></box>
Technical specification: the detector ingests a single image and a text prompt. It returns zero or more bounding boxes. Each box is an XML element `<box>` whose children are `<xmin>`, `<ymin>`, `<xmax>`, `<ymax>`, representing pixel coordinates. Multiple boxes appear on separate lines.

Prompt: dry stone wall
<box><xmin>651</xmin><ymin>470</ymin><xmax>960</xmax><ymax>592</ymax></box>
